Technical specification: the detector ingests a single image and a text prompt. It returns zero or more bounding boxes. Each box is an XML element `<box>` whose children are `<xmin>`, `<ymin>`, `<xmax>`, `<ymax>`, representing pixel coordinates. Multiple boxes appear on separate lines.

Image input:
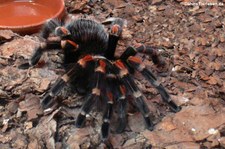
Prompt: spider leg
<box><xmin>40</xmin><ymin>19</ymin><xmax>61</xmax><ymax>39</ymax></box>
<box><xmin>100</xmin><ymin>61</ymin><xmax>128</xmax><ymax>138</ymax></box>
<box><xmin>105</xmin><ymin>67</ymin><xmax>128</xmax><ymax>133</ymax></box>
<box><xmin>114</xmin><ymin>60</ymin><xmax>154</xmax><ymax>130</ymax></box>
<box><xmin>120</xmin><ymin>45</ymin><xmax>166</xmax><ymax>67</ymax></box>
<box><xmin>41</xmin><ymin>55</ymin><xmax>94</xmax><ymax>109</ymax></box>
<box><xmin>76</xmin><ymin>60</ymin><xmax>107</xmax><ymax>128</ymax></box>
<box><xmin>18</xmin><ymin>19</ymin><xmax>77</xmax><ymax>69</ymax></box>
<box><xmin>127</xmin><ymin>56</ymin><xmax>181</xmax><ymax>112</ymax></box>
<box><xmin>18</xmin><ymin>39</ymin><xmax>78</xmax><ymax>69</ymax></box>
<box><xmin>18</xmin><ymin>40</ymin><xmax>61</xmax><ymax>69</ymax></box>
<box><xmin>101</xmin><ymin>85</ymin><xmax>114</xmax><ymax>140</ymax></box>
<box><xmin>105</xmin><ymin>18</ymin><xmax>124</xmax><ymax>60</ymax></box>
<box><xmin>41</xmin><ymin>19</ymin><xmax>73</xmax><ymax>39</ymax></box>
<box><xmin>115</xmin><ymin>85</ymin><xmax>127</xmax><ymax>133</ymax></box>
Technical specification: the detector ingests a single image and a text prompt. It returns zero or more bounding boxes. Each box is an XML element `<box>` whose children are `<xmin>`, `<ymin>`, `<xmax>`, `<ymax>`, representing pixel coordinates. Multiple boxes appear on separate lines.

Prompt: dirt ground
<box><xmin>0</xmin><ymin>0</ymin><xmax>225</xmax><ymax>149</ymax></box>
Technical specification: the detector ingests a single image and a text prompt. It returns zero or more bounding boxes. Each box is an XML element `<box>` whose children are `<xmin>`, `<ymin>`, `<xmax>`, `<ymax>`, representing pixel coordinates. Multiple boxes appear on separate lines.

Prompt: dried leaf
<box><xmin>198</xmin><ymin>14</ymin><xmax>213</xmax><ymax>23</ymax></box>
<box><xmin>0</xmin><ymin>37</ymin><xmax>38</xmax><ymax>59</ymax></box>
<box><xmin>212</xmin><ymin>62</ymin><xmax>222</xmax><ymax>71</ymax></box>
<box><xmin>212</xmin><ymin>48</ymin><xmax>224</xmax><ymax>57</ymax></box>
<box><xmin>151</xmin><ymin>0</ymin><xmax>163</xmax><ymax>5</ymax></box>
<box><xmin>128</xmin><ymin>113</ymin><xmax>145</xmax><ymax>132</ymax></box>
<box><xmin>207</xmin><ymin>76</ymin><xmax>218</xmax><ymax>85</ymax></box>
<box><xmin>67</xmin><ymin>127</ymin><xmax>93</xmax><ymax>148</ymax></box>
<box><xmin>104</xmin><ymin>0</ymin><xmax>126</xmax><ymax>7</ymax></box>
<box><xmin>199</xmin><ymin>70</ymin><xmax>209</xmax><ymax>81</ymax></box>
<box><xmin>0</xmin><ymin>30</ymin><xmax>15</xmax><ymax>40</ymax></box>
<box><xmin>19</xmin><ymin>94</ymin><xmax>43</xmax><ymax>120</ymax></box>
<box><xmin>27</xmin><ymin>108</ymin><xmax>60</xmax><ymax>149</ymax></box>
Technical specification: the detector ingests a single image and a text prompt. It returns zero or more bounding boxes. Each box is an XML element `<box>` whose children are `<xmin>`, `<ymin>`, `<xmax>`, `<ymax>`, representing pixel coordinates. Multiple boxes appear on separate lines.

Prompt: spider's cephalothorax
<box><xmin>19</xmin><ymin>17</ymin><xmax>181</xmax><ymax>140</ymax></box>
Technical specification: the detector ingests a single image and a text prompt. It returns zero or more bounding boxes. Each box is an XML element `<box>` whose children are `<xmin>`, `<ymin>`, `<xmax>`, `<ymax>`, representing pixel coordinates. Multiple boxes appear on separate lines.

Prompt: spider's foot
<box><xmin>156</xmin><ymin>63</ymin><xmax>170</xmax><ymax>75</ymax></box>
<box><xmin>75</xmin><ymin>86</ymin><xmax>88</xmax><ymax>95</ymax></box>
<box><xmin>116</xmin><ymin>118</ymin><xmax>126</xmax><ymax>133</ymax></box>
<box><xmin>75</xmin><ymin>113</ymin><xmax>86</xmax><ymax>128</ymax></box>
<box><xmin>167</xmin><ymin>100</ymin><xmax>181</xmax><ymax>112</ymax></box>
<box><xmin>18</xmin><ymin>63</ymin><xmax>30</xmax><ymax>69</ymax></box>
<box><xmin>40</xmin><ymin>94</ymin><xmax>55</xmax><ymax>109</ymax></box>
<box><xmin>144</xmin><ymin>116</ymin><xmax>154</xmax><ymax>131</ymax></box>
<box><xmin>101</xmin><ymin>122</ymin><xmax>110</xmax><ymax>140</ymax></box>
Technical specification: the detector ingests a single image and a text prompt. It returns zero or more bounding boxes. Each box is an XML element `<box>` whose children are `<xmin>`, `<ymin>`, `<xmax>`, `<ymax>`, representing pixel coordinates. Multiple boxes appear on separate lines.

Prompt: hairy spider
<box><xmin>19</xmin><ymin>17</ymin><xmax>181</xmax><ymax>140</ymax></box>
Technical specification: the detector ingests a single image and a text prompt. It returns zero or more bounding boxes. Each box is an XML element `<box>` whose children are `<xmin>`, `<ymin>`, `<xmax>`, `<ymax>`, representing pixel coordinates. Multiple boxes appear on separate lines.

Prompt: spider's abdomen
<box><xmin>66</xmin><ymin>19</ymin><xmax>108</xmax><ymax>55</ymax></box>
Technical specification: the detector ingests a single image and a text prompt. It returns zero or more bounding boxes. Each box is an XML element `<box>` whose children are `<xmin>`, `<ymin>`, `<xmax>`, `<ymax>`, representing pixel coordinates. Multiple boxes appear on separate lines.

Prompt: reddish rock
<box><xmin>109</xmin><ymin>134</ymin><xmax>125</xmax><ymax>148</ymax></box>
<box><xmin>0</xmin><ymin>30</ymin><xmax>15</xmax><ymax>40</ymax></box>
<box><xmin>151</xmin><ymin>0</ymin><xmax>163</xmax><ymax>5</ymax></box>
<box><xmin>128</xmin><ymin>113</ymin><xmax>146</xmax><ymax>132</ymax></box>
<box><xmin>66</xmin><ymin>127</ymin><xmax>94</xmax><ymax>149</ymax></box>
<box><xmin>165</xmin><ymin>142</ymin><xmax>200</xmax><ymax>149</ymax></box>
<box><xmin>219</xmin><ymin>137</ymin><xmax>225</xmax><ymax>148</ymax></box>
<box><xmin>0</xmin><ymin>37</ymin><xmax>38</xmax><ymax>59</ymax></box>
<box><xmin>19</xmin><ymin>94</ymin><xmax>43</xmax><ymax>120</ymax></box>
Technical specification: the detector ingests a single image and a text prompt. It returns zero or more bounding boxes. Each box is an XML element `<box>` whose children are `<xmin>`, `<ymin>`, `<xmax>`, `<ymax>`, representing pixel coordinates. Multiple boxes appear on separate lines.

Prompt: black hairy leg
<box><xmin>113</xmin><ymin>60</ymin><xmax>154</xmax><ymax>130</ymax></box>
<box><xmin>126</xmin><ymin>56</ymin><xmax>181</xmax><ymax>112</ymax></box>
<box><xmin>75</xmin><ymin>59</ymin><xmax>107</xmax><ymax>128</ymax></box>
<box><xmin>40</xmin><ymin>55</ymin><xmax>94</xmax><ymax>109</ymax></box>
<box><xmin>18</xmin><ymin>19</ymin><xmax>78</xmax><ymax>69</ymax></box>
<box><xmin>105</xmin><ymin>18</ymin><xmax>124</xmax><ymax>60</ymax></box>
<box><xmin>119</xmin><ymin>45</ymin><xmax>181</xmax><ymax>112</ymax></box>
<box><xmin>18</xmin><ymin>17</ymin><xmax>181</xmax><ymax>140</ymax></box>
<box><xmin>120</xmin><ymin>45</ymin><xmax>166</xmax><ymax>67</ymax></box>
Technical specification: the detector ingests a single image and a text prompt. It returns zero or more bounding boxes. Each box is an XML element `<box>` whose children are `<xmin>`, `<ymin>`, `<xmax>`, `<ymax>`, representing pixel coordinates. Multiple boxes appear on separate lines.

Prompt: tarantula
<box><xmin>19</xmin><ymin>17</ymin><xmax>181</xmax><ymax>139</ymax></box>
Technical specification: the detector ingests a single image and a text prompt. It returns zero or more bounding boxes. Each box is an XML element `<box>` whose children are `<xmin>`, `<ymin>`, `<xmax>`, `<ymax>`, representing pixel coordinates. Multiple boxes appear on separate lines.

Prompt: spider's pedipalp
<box><xmin>127</xmin><ymin>56</ymin><xmax>181</xmax><ymax>112</ymax></box>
